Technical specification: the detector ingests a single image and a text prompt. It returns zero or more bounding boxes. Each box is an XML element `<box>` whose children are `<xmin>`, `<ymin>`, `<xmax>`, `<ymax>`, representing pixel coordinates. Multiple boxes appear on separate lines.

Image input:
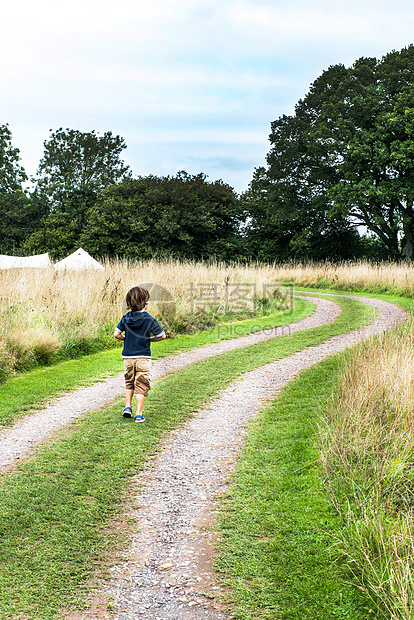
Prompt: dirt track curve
<box><xmin>0</xmin><ymin>294</ymin><xmax>408</xmax><ymax>620</ymax></box>
<box><xmin>0</xmin><ymin>295</ymin><xmax>338</xmax><ymax>471</ymax></box>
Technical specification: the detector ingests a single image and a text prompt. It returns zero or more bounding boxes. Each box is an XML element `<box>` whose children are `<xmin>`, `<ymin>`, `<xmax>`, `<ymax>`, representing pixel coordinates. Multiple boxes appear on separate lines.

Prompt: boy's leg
<box><xmin>135</xmin><ymin>394</ymin><xmax>145</xmax><ymax>416</ymax></box>
<box><xmin>133</xmin><ymin>359</ymin><xmax>151</xmax><ymax>420</ymax></box>
<box><xmin>123</xmin><ymin>360</ymin><xmax>135</xmax><ymax>416</ymax></box>
<box><xmin>125</xmin><ymin>388</ymin><xmax>134</xmax><ymax>409</ymax></box>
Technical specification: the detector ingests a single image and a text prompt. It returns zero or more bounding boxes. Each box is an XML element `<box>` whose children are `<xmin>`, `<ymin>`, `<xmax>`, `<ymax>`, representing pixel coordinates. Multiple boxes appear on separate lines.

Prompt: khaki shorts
<box><xmin>123</xmin><ymin>358</ymin><xmax>152</xmax><ymax>396</ymax></box>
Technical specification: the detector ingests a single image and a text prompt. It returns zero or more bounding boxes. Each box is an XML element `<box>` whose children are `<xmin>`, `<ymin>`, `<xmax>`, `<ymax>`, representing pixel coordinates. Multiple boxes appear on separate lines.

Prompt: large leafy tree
<box><xmin>0</xmin><ymin>124</ymin><xmax>41</xmax><ymax>254</ymax></box>
<box><xmin>80</xmin><ymin>172</ymin><xmax>242</xmax><ymax>260</ymax></box>
<box><xmin>21</xmin><ymin>213</ymin><xmax>80</xmax><ymax>260</ymax></box>
<box><xmin>33</xmin><ymin>128</ymin><xmax>130</xmax><ymax>222</ymax></box>
<box><xmin>248</xmin><ymin>45</ymin><xmax>414</xmax><ymax>260</ymax></box>
<box><xmin>26</xmin><ymin>128</ymin><xmax>131</xmax><ymax>257</ymax></box>
<box><xmin>34</xmin><ymin>128</ymin><xmax>130</xmax><ymax>210</ymax></box>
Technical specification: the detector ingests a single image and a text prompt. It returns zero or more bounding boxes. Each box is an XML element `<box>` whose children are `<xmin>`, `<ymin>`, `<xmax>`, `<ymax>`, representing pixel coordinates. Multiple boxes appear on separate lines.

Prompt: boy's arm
<box><xmin>114</xmin><ymin>317</ymin><xmax>125</xmax><ymax>341</ymax></box>
<box><xmin>150</xmin><ymin>317</ymin><xmax>166</xmax><ymax>342</ymax></box>
<box><xmin>114</xmin><ymin>328</ymin><xmax>125</xmax><ymax>341</ymax></box>
<box><xmin>150</xmin><ymin>333</ymin><xmax>166</xmax><ymax>342</ymax></box>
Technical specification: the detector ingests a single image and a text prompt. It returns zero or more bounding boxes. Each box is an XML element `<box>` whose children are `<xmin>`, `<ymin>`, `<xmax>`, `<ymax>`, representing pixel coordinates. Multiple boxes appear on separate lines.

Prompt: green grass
<box><xmin>212</xmin><ymin>294</ymin><xmax>414</xmax><ymax>620</ymax></box>
<box><xmin>0</xmin><ymin>299</ymin><xmax>312</xmax><ymax>428</ymax></box>
<box><xmin>0</xmin><ymin>350</ymin><xmax>122</xmax><ymax>427</ymax></box>
<box><xmin>0</xmin><ymin>295</ymin><xmax>375</xmax><ymax>619</ymax></box>
<box><xmin>215</xmin><ymin>354</ymin><xmax>373</xmax><ymax>620</ymax></box>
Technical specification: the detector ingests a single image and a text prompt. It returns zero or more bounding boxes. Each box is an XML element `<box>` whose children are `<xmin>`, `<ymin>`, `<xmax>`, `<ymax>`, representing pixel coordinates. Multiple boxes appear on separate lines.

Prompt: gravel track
<box><xmin>0</xmin><ymin>296</ymin><xmax>338</xmax><ymax>472</ymax></box>
<box><xmin>66</xmin><ymin>295</ymin><xmax>406</xmax><ymax>620</ymax></box>
<box><xmin>0</xmin><ymin>294</ymin><xmax>407</xmax><ymax>620</ymax></box>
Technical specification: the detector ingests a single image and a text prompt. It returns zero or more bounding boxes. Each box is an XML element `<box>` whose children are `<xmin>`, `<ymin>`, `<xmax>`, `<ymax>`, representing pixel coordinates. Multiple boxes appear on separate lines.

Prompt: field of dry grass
<box><xmin>272</xmin><ymin>260</ymin><xmax>414</xmax><ymax>295</ymax></box>
<box><xmin>2</xmin><ymin>258</ymin><xmax>414</xmax><ymax>381</ymax></box>
<box><xmin>320</xmin><ymin>321</ymin><xmax>414</xmax><ymax>618</ymax></box>
<box><xmin>0</xmin><ymin>258</ymin><xmax>289</xmax><ymax>379</ymax></box>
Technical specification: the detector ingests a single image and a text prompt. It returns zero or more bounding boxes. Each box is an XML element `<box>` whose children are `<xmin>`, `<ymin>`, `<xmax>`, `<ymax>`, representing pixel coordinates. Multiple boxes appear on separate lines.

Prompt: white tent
<box><xmin>0</xmin><ymin>252</ymin><xmax>52</xmax><ymax>269</ymax></box>
<box><xmin>54</xmin><ymin>248</ymin><xmax>104</xmax><ymax>271</ymax></box>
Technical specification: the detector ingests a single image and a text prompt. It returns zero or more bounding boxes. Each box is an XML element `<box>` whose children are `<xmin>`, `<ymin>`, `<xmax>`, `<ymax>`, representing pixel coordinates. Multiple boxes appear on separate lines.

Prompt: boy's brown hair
<box><xmin>126</xmin><ymin>286</ymin><xmax>150</xmax><ymax>312</ymax></box>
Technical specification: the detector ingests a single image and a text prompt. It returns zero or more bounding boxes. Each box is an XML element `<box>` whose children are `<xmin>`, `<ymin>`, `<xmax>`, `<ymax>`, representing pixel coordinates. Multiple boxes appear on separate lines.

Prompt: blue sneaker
<box><xmin>134</xmin><ymin>414</ymin><xmax>145</xmax><ymax>423</ymax></box>
<box><xmin>122</xmin><ymin>407</ymin><xmax>132</xmax><ymax>418</ymax></box>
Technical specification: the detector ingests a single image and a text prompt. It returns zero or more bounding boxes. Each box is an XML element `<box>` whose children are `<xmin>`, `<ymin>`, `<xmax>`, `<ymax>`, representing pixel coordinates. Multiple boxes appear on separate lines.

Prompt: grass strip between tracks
<box><xmin>215</xmin><ymin>353</ymin><xmax>372</xmax><ymax>620</ymax></box>
<box><xmin>213</xmin><ymin>295</ymin><xmax>414</xmax><ymax>620</ymax></box>
<box><xmin>0</xmin><ymin>299</ymin><xmax>312</xmax><ymax>428</ymax></box>
<box><xmin>0</xmin><ymin>296</ymin><xmax>382</xmax><ymax>619</ymax></box>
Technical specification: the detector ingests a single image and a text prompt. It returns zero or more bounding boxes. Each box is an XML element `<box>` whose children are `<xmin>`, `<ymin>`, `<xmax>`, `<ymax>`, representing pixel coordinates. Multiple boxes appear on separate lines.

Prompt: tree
<box><xmin>24</xmin><ymin>128</ymin><xmax>131</xmax><ymax>257</ymax></box>
<box><xmin>327</xmin><ymin>51</ymin><xmax>414</xmax><ymax>259</ymax></box>
<box><xmin>80</xmin><ymin>172</ymin><xmax>243</xmax><ymax>260</ymax></box>
<box><xmin>248</xmin><ymin>45</ymin><xmax>414</xmax><ymax>260</ymax></box>
<box><xmin>0</xmin><ymin>123</ymin><xmax>27</xmax><ymax>192</ymax></box>
<box><xmin>33</xmin><ymin>128</ymin><xmax>130</xmax><ymax>220</ymax></box>
<box><xmin>0</xmin><ymin>124</ymin><xmax>40</xmax><ymax>254</ymax></box>
<box><xmin>244</xmin><ymin>106</ymin><xmax>363</xmax><ymax>261</ymax></box>
<box><xmin>21</xmin><ymin>213</ymin><xmax>80</xmax><ymax>260</ymax></box>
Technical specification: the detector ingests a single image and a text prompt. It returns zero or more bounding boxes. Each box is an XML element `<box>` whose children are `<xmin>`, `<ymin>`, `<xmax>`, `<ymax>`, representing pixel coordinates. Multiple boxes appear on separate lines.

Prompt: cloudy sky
<box><xmin>2</xmin><ymin>0</ymin><xmax>414</xmax><ymax>193</ymax></box>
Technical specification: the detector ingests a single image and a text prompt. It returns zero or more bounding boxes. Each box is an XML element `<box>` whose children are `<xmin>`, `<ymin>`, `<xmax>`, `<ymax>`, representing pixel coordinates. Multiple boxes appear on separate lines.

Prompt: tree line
<box><xmin>2</xmin><ymin>45</ymin><xmax>414</xmax><ymax>262</ymax></box>
<box><xmin>0</xmin><ymin>127</ymin><xmax>243</xmax><ymax>261</ymax></box>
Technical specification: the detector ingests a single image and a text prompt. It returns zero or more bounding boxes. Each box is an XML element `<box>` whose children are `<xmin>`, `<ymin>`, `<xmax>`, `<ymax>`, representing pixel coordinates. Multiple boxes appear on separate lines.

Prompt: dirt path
<box><xmin>64</xmin><ymin>295</ymin><xmax>406</xmax><ymax>620</ymax></box>
<box><xmin>0</xmin><ymin>296</ymin><xmax>338</xmax><ymax>472</ymax></box>
<box><xmin>0</xmin><ymin>294</ymin><xmax>407</xmax><ymax>619</ymax></box>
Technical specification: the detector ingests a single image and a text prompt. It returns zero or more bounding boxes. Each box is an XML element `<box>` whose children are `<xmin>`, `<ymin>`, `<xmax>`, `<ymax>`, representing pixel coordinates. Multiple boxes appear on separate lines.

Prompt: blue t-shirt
<box><xmin>116</xmin><ymin>311</ymin><xmax>165</xmax><ymax>358</ymax></box>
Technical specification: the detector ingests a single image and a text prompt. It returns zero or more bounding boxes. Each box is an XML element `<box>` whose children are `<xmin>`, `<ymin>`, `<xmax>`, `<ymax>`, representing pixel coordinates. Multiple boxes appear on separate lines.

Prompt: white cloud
<box><xmin>219</xmin><ymin>0</ymin><xmax>412</xmax><ymax>49</ymax></box>
<box><xmin>3</xmin><ymin>0</ymin><xmax>175</xmax><ymax>38</ymax></box>
<box><xmin>2</xmin><ymin>0</ymin><xmax>414</xmax><ymax>192</ymax></box>
<box><xmin>126</xmin><ymin>127</ymin><xmax>265</xmax><ymax>145</ymax></box>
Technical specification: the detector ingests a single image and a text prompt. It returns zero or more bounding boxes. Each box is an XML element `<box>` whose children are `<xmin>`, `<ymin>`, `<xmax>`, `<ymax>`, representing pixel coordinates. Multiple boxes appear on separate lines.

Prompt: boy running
<box><xmin>114</xmin><ymin>286</ymin><xmax>166</xmax><ymax>422</ymax></box>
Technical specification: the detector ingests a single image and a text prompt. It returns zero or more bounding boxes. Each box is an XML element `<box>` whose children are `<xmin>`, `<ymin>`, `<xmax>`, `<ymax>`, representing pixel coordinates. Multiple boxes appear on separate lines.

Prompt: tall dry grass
<box><xmin>271</xmin><ymin>260</ymin><xmax>414</xmax><ymax>296</ymax></box>
<box><xmin>320</xmin><ymin>323</ymin><xmax>414</xmax><ymax>619</ymax></box>
<box><xmin>0</xmin><ymin>258</ymin><xmax>288</xmax><ymax>380</ymax></box>
<box><xmin>2</xmin><ymin>256</ymin><xmax>414</xmax><ymax>381</ymax></box>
